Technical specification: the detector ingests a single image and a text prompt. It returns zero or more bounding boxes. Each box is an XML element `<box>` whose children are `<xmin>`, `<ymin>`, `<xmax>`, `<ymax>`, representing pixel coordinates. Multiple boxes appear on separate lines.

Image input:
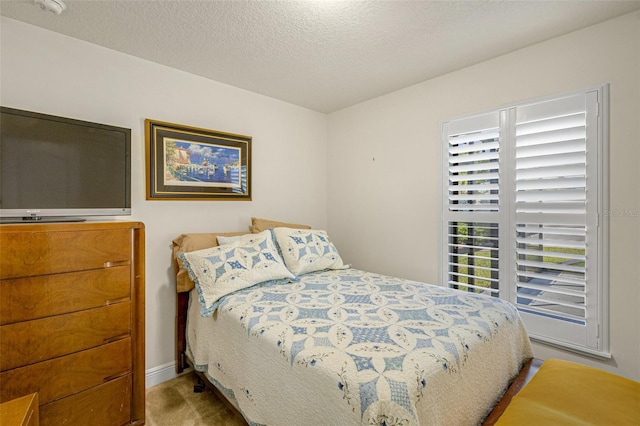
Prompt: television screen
<box><xmin>0</xmin><ymin>107</ymin><xmax>131</xmax><ymax>222</ymax></box>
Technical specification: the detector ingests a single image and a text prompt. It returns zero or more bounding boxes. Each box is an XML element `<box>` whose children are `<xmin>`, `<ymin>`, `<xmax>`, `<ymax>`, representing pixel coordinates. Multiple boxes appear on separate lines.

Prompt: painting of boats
<box><xmin>164</xmin><ymin>138</ymin><xmax>241</xmax><ymax>188</ymax></box>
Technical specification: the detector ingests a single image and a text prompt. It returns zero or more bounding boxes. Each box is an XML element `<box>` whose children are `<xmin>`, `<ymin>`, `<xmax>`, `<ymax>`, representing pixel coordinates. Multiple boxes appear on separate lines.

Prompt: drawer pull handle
<box><xmin>104</xmin><ymin>334</ymin><xmax>130</xmax><ymax>344</ymax></box>
<box><xmin>104</xmin><ymin>260</ymin><xmax>130</xmax><ymax>268</ymax></box>
<box><xmin>106</xmin><ymin>297</ymin><xmax>130</xmax><ymax>305</ymax></box>
<box><xmin>103</xmin><ymin>372</ymin><xmax>129</xmax><ymax>382</ymax></box>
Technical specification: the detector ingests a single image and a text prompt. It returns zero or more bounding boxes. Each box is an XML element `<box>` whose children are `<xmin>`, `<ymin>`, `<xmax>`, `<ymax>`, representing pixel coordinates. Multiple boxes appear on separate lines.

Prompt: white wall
<box><xmin>1</xmin><ymin>17</ymin><xmax>328</xmax><ymax>383</ymax></box>
<box><xmin>328</xmin><ymin>11</ymin><xmax>640</xmax><ymax>380</ymax></box>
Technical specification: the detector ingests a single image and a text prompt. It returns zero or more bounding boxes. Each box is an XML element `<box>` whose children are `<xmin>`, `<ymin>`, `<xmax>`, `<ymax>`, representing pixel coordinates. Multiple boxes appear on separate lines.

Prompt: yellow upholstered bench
<box><xmin>495</xmin><ymin>359</ymin><xmax>640</xmax><ymax>425</ymax></box>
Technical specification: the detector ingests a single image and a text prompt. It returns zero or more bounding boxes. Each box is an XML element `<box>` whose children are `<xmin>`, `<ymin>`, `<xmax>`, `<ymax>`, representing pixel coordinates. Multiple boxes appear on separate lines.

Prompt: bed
<box><xmin>172</xmin><ymin>221</ymin><xmax>533</xmax><ymax>426</ymax></box>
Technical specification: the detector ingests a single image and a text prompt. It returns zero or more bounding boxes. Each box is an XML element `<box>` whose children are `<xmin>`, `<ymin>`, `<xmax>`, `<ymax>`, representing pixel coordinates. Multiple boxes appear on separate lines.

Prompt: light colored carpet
<box><xmin>146</xmin><ymin>371</ymin><xmax>247</xmax><ymax>426</ymax></box>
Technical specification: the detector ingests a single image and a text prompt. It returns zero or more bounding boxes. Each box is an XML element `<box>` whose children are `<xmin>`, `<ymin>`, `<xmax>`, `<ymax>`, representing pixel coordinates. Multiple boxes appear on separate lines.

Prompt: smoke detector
<box><xmin>34</xmin><ymin>0</ymin><xmax>66</xmax><ymax>15</ymax></box>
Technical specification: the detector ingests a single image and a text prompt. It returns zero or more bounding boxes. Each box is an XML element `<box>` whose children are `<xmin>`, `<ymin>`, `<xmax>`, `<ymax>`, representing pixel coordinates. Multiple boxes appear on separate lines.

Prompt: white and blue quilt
<box><xmin>187</xmin><ymin>268</ymin><xmax>532</xmax><ymax>426</ymax></box>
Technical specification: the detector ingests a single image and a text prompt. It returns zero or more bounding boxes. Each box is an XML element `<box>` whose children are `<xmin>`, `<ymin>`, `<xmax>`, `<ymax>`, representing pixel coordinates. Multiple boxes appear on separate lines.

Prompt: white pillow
<box><xmin>217</xmin><ymin>234</ymin><xmax>251</xmax><ymax>245</ymax></box>
<box><xmin>272</xmin><ymin>227</ymin><xmax>348</xmax><ymax>276</ymax></box>
<box><xmin>179</xmin><ymin>230</ymin><xmax>294</xmax><ymax>315</ymax></box>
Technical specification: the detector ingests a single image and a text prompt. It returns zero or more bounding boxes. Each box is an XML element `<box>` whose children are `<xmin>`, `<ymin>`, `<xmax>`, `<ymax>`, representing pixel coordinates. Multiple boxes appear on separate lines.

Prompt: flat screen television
<box><xmin>0</xmin><ymin>107</ymin><xmax>131</xmax><ymax>223</ymax></box>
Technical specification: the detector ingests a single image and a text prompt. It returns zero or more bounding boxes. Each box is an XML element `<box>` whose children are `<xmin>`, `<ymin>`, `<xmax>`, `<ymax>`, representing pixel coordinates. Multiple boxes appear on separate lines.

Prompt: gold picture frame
<box><xmin>145</xmin><ymin>119</ymin><xmax>251</xmax><ymax>200</ymax></box>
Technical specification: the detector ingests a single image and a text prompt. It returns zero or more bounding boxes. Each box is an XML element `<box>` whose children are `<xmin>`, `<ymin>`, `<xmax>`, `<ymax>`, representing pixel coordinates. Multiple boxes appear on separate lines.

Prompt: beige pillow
<box><xmin>250</xmin><ymin>217</ymin><xmax>311</xmax><ymax>233</ymax></box>
<box><xmin>172</xmin><ymin>232</ymin><xmax>247</xmax><ymax>292</ymax></box>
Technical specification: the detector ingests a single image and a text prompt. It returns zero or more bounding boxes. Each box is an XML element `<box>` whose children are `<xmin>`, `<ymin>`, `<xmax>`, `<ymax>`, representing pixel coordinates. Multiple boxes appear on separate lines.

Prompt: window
<box><xmin>441</xmin><ymin>86</ymin><xmax>609</xmax><ymax>357</ymax></box>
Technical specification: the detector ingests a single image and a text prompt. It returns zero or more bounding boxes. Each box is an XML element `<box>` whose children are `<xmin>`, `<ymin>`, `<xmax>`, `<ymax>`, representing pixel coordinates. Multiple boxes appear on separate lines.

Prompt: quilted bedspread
<box><xmin>187</xmin><ymin>268</ymin><xmax>532</xmax><ymax>426</ymax></box>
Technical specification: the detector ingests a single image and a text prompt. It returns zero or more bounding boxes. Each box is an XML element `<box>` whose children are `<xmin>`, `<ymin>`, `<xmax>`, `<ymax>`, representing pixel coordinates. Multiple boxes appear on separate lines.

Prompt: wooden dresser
<box><xmin>0</xmin><ymin>221</ymin><xmax>145</xmax><ymax>426</ymax></box>
<box><xmin>0</xmin><ymin>393</ymin><xmax>39</xmax><ymax>426</ymax></box>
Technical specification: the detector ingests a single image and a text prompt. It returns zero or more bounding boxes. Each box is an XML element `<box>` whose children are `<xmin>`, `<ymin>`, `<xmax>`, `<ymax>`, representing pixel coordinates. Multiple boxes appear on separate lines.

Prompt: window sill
<box><xmin>530</xmin><ymin>335</ymin><xmax>611</xmax><ymax>360</ymax></box>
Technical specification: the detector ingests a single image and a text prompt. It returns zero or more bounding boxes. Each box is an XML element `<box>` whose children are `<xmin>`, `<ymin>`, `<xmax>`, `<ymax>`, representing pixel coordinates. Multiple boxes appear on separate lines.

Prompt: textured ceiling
<box><xmin>2</xmin><ymin>0</ymin><xmax>639</xmax><ymax>113</ymax></box>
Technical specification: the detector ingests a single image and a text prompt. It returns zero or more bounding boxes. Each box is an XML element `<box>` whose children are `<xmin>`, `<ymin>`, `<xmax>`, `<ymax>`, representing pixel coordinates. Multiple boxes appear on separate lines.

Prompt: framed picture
<box><xmin>145</xmin><ymin>119</ymin><xmax>251</xmax><ymax>200</ymax></box>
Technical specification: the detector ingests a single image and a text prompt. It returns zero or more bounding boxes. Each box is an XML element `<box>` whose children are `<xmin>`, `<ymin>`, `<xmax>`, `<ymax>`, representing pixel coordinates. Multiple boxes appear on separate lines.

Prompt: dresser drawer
<box><xmin>0</xmin><ymin>338</ymin><xmax>131</xmax><ymax>405</ymax></box>
<box><xmin>0</xmin><ymin>303</ymin><xmax>130</xmax><ymax>371</ymax></box>
<box><xmin>40</xmin><ymin>375</ymin><xmax>131</xmax><ymax>426</ymax></box>
<box><xmin>0</xmin><ymin>228</ymin><xmax>131</xmax><ymax>279</ymax></box>
<box><xmin>1</xmin><ymin>267</ymin><xmax>131</xmax><ymax>325</ymax></box>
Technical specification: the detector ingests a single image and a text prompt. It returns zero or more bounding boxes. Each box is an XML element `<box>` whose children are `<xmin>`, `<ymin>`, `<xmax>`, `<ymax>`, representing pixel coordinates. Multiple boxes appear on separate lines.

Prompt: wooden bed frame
<box><xmin>175</xmin><ymin>291</ymin><xmax>541</xmax><ymax>425</ymax></box>
<box><xmin>176</xmin><ymin>292</ymin><xmax>190</xmax><ymax>374</ymax></box>
<box><xmin>482</xmin><ymin>357</ymin><xmax>543</xmax><ymax>425</ymax></box>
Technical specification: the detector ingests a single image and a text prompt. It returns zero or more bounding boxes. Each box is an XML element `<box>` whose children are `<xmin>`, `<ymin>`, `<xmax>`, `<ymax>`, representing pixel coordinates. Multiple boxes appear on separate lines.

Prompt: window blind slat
<box><xmin>449</xmin><ymin>140</ymin><xmax>499</xmax><ymax>155</ymax></box>
<box><xmin>449</xmin><ymin>194</ymin><xmax>499</xmax><ymax>203</ymax></box>
<box><xmin>516</xmin><ymin>139</ymin><xmax>585</xmax><ymax>158</ymax></box>
<box><xmin>516</xmin><ymin>282</ymin><xmax>585</xmax><ymax>298</ymax></box>
<box><xmin>449</xmin><ymin>161</ymin><xmax>499</xmax><ymax>174</ymax></box>
<box><xmin>516</xmin><ymin>164</ymin><xmax>585</xmax><ymax>180</ymax></box>
<box><xmin>517</xmin><ymin>306</ymin><xmax>585</xmax><ymax>324</ymax></box>
<box><xmin>449</xmin><ymin>150</ymin><xmax>499</xmax><ymax>163</ymax></box>
<box><xmin>516</xmin><ymin>270</ymin><xmax>585</xmax><ymax>287</ymax></box>
<box><xmin>449</xmin><ymin>262</ymin><xmax>499</xmax><ymax>273</ymax></box>
<box><xmin>516</xmin><ymin>178</ymin><xmax>586</xmax><ymax>191</ymax></box>
<box><xmin>450</xmin><ymin>272</ymin><xmax>500</xmax><ymax>283</ymax></box>
<box><xmin>449</xmin><ymin>255</ymin><xmax>499</xmax><ymax>265</ymax></box>
<box><xmin>516</xmin><ymin>189</ymin><xmax>586</xmax><ymax>202</ymax></box>
<box><xmin>449</xmin><ymin>183</ymin><xmax>499</xmax><ymax>193</ymax></box>
<box><xmin>515</xmin><ymin>236</ymin><xmax>585</xmax><ymax>249</ymax></box>
<box><xmin>516</xmin><ymin>225</ymin><xmax>585</xmax><ymax>235</ymax></box>
<box><xmin>447</xmin><ymin>244</ymin><xmax>499</xmax><ymax>252</ymax></box>
<box><xmin>515</xmin><ymin>126</ymin><xmax>585</xmax><ymax>147</ymax></box>
<box><xmin>516</xmin><ymin>294</ymin><xmax>585</xmax><ymax>312</ymax></box>
<box><xmin>515</xmin><ymin>202</ymin><xmax>586</xmax><ymax>214</ymax></box>
<box><xmin>447</xmin><ymin>233</ymin><xmax>499</xmax><ymax>241</ymax></box>
<box><xmin>448</xmin><ymin>129</ymin><xmax>500</xmax><ymax>145</ymax></box>
<box><xmin>449</xmin><ymin>205</ymin><xmax>499</xmax><ymax>212</ymax></box>
<box><xmin>516</xmin><ymin>113</ymin><xmax>585</xmax><ymax>135</ymax></box>
<box><xmin>449</xmin><ymin>172</ymin><xmax>499</xmax><ymax>183</ymax></box>
<box><xmin>516</xmin><ymin>248</ymin><xmax>586</xmax><ymax>261</ymax></box>
<box><xmin>448</xmin><ymin>281</ymin><xmax>500</xmax><ymax>294</ymax></box>
<box><xmin>516</xmin><ymin>152</ymin><xmax>586</xmax><ymax>169</ymax></box>
<box><xmin>517</xmin><ymin>259</ymin><xmax>585</xmax><ymax>274</ymax></box>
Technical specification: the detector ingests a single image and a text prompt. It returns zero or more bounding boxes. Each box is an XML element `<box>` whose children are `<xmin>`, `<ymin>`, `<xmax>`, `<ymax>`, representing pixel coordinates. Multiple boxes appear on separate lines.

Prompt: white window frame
<box><xmin>440</xmin><ymin>85</ymin><xmax>610</xmax><ymax>358</ymax></box>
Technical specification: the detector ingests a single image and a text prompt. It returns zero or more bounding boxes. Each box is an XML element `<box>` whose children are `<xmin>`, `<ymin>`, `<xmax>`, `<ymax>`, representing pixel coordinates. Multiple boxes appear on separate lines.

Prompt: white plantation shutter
<box><xmin>441</xmin><ymin>86</ymin><xmax>609</xmax><ymax>356</ymax></box>
<box><xmin>511</xmin><ymin>92</ymin><xmax>604</xmax><ymax>351</ymax></box>
<box><xmin>442</xmin><ymin>112</ymin><xmax>505</xmax><ymax>298</ymax></box>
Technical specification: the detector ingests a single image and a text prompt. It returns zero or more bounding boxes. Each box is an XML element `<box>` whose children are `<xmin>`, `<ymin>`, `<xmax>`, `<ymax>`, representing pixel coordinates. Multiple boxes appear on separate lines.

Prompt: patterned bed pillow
<box><xmin>179</xmin><ymin>230</ymin><xmax>295</xmax><ymax>316</ymax></box>
<box><xmin>272</xmin><ymin>227</ymin><xmax>349</xmax><ymax>276</ymax></box>
<box><xmin>172</xmin><ymin>231</ymin><xmax>247</xmax><ymax>293</ymax></box>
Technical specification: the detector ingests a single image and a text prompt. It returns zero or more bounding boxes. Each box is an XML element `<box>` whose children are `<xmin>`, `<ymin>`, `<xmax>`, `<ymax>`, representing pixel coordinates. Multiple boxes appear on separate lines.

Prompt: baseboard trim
<box><xmin>145</xmin><ymin>361</ymin><xmax>178</xmax><ymax>388</ymax></box>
